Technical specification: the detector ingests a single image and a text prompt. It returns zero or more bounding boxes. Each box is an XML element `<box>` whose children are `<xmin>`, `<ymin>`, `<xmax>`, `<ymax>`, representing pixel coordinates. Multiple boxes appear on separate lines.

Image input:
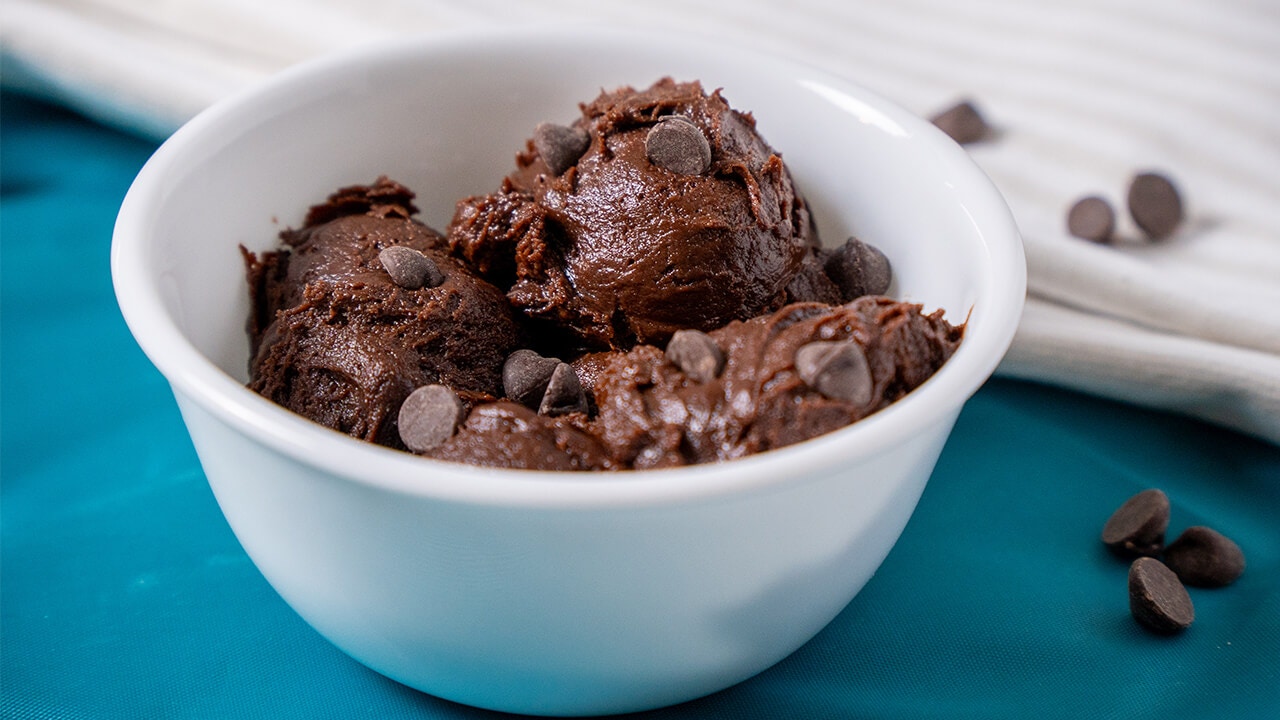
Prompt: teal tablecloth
<box><xmin>3</xmin><ymin>91</ymin><xmax>1277</xmax><ymax>719</ymax></box>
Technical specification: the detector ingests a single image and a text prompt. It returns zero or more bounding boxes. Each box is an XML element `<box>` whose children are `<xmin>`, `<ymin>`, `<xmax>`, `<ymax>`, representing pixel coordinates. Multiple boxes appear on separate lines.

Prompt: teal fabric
<box><xmin>2</xmin><ymin>91</ymin><xmax>1277</xmax><ymax>719</ymax></box>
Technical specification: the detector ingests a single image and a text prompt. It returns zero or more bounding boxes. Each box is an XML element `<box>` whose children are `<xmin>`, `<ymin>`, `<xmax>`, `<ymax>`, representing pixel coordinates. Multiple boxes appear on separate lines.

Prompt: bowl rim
<box><xmin>111</xmin><ymin>27</ymin><xmax>1026</xmax><ymax>509</ymax></box>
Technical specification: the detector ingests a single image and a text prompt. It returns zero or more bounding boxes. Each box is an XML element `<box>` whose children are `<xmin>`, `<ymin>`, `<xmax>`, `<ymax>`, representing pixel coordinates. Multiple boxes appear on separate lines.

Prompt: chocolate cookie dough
<box><xmin>588</xmin><ymin>297</ymin><xmax>963</xmax><ymax>469</ymax></box>
<box><xmin>244</xmin><ymin>178</ymin><xmax>525</xmax><ymax>448</ymax></box>
<box><xmin>243</xmin><ymin>81</ymin><xmax>966</xmax><ymax>472</ymax></box>
<box><xmin>449</xmin><ymin>77</ymin><xmax>835</xmax><ymax>349</ymax></box>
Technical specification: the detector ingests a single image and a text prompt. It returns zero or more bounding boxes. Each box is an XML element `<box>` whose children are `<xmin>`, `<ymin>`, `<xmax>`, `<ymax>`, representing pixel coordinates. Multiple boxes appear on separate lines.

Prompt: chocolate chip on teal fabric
<box><xmin>1164</xmin><ymin>526</ymin><xmax>1246</xmax><ymax>588</ymax></box>
<box><xmin>1101</xmin><ymin>488</ymin><xmax>1170</xmax><ymax>558</ymax></box>
<box><xmin>1128</xmin><ymin>557</ymin><xmax>1194</xmax><ymax>634</ymax></box>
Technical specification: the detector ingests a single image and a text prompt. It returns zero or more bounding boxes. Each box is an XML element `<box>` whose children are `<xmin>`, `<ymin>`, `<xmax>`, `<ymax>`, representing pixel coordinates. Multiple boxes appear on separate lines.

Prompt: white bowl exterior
<box><xmin>176</xmin><ymin>390</ymin><xmax>956</xmax><ymax>715</ymax></box>
<box><xmin>113</xmin><ymin>28</ymin><xmax>1024</xmax><ymax>716</ymax></box>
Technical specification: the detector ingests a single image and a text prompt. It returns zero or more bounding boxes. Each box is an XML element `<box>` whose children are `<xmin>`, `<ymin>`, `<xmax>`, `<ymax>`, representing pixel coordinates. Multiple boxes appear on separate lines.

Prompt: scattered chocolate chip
<box><xmin>795</xmin><ymin>341</ymin><xmax>873</xmax><ymax>405</ymax></box>
<box><xmin>1127</xmin><ymin>171</ymin><xmax>1183</xmax><ymax>240</ymax></box>
<box><xmin>397</xmin><ymin>384</ymin><xmax>464</xmax><ymax>452</ymax></box>
<box><xmin>646</xmin><ymin>116</ymin><xmax>712</xmax><ymax>175</ymax></box>
<box><xmin>533</xmin><ymin>122</ymin><xmax>591</xmax><ymax>176</ymax></box>
<box><xmin>1102</xmin><ymin>489</ymin><xmax>1169</xmax><ymax>557</ymax></box>
<box><xmin>379</xmin><ymin>246</ymin><xmax>444</xmax><ymax>289</ymax></box>
<box><xmin>1128</xmin><ymin>557</ymin><xmax>1194</xmax><ymax>634</ymax></box>
<box><xmin>539</xmin><ymin>362</ymin><xmax>588</xmax><ymax>416</ymax></box>
<box><xmin>665</xmin><ymin>329</ymin><xmax>725</xmax><ymax>383</ymax></box>
<box><xmin>1163</xmin><ymin>526</ymin><xmax>1246</xmax><ymax>588</ymax></box>
<box><xmin>1067</xmin><ymin>195</ymin><xmax>1116</xmax><ymax>243</ymax></box>
<box><xmin>503</xmin><ymin>349</ymin><xmax>561</xmax><ymax>408</ymax></box>
<box><xmin>929</xmin><ymin>99</ymin><xmax>990</xmax><ymax>145</ymax></box>
<box><xmin>823</xmin><ymin>237</ymin><xmax>892</xmax><ymax>301</ymax></box>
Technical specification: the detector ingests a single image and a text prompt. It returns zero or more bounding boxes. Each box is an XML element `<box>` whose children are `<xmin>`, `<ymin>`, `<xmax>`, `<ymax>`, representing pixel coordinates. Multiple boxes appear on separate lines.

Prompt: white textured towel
<box><xmin>6</xmin><ymin>0</ymin><xmax>1278</xmax><ymax>442</ymax></box>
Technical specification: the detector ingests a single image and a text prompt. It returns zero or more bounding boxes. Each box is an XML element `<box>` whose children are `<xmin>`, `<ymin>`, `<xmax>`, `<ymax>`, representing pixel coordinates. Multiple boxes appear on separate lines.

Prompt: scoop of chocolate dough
<box><xmin>586</xmin><ymin>297</ymin><xmax>964</xmax><ymax>469</ymax></box>
<box><xmin>243</xmin><ymin>178</ymin><xmax>525</xmax><ymax>448</ymax></box>
<box><xmin>243</xmin><ymin>82</ymin><xmax>961</xmax><ymax>472</ymax></box>
<box><xmin>449</xmin><ymin>77</ymin><xmax>835</xmax><ymax>349</ymax></box>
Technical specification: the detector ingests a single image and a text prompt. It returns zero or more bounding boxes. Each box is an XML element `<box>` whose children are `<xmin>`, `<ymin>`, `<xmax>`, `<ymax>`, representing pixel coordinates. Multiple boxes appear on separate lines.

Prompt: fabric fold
<box><xmin>1005</xmin><ymin>298</ymin><xmax>1280</xmax><ymax>444</ymax></box>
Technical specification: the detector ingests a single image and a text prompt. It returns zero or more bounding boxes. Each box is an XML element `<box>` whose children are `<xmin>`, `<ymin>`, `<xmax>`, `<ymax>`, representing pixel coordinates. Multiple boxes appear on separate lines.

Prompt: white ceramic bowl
<box><xmin>112</xmin><ymin>28</ymin><xmax>1024</xmax><ymax>716</ymax></box>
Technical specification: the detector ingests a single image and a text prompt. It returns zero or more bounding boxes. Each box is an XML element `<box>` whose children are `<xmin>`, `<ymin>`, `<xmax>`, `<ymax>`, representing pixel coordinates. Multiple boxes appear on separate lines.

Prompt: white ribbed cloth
<box><xmin>6</xmin><ymin>0</ymin><xmax>1277</xmax><ymax>442</ymax></box>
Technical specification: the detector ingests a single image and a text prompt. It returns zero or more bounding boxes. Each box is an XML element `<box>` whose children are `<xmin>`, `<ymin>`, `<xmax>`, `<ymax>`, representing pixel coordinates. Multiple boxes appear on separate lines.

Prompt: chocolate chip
<box><xmin>533</xmin><ymin>122</ymin><xmax>590</xmax><ymax>176</ymax></box>
<box><xmin>795</xmin><ymin>341</ymin><xmax>873</xmax><ymax>405</ymax></box>
<box><xmin>646</xmin><ymin>116</ymin><xmax>712</xmax><ymax>175</ymax></box>
<box><xmin>1163</xmin><ymin>526</ymin><xmax>1246</xmax><ymax>588</ymax></box>
<box><xmin>665</xmin><ymin>329</ymin><xmax>725</xmax><ymax>383</ymax></box>
<box><xmin>1128</xmin><ymin>557</ymin><xmax>1194</xmax><ymax>634</ymax></box>
<box><xmin>397</xmin><ymin>384</ymin><xmax>464</xmax><ymax>452</ymax></box>
<box><xmin>1127</xmin><ymin>171</ymin><xmax>1183</xmax><ymax>240</ymax></box>
<box><xmin>379</xmin><ymin>246</ymin><xmax>444</xmax><ymax>289</ymax></box>
<box><xmin>1066</xmin><ymin>195</ymin><xmax>1116</xmax><ymax>243</ymax></box>
<box><xmin>503</xmin><ymin>349</ymin><xmax>560</xmax><ymax>408</ymax></box>
<box><xmin>1101</xmin><ymin>489</ymin><xmax>1170</xmax><ymax>558</ymax></box>
<box><xmin>823</xmin><ymin>237</ymin><xmax>892</xmax><ymax>301</ymax></box>
<box><xmin>929</xmin><ymin>99</ymin><xmax>989</xmax><ymax>145</ymax></box>
<box><xmin>539</xmin><ymin>362</ymin><xmax>587</xmax><ymax>416</ymax></box>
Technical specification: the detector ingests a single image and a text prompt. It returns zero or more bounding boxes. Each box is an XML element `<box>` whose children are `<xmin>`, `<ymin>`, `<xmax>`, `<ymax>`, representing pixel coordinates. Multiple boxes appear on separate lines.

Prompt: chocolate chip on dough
<box><xmin>795</xmin><ymin>341</ymin><xmax>873</xmax><ymax>406</ymax></box>
<box><xmin>1163</xmin><ymin>526</ymin><xmax>1246</xmax><ymax>588</ymax></box>
<box><xmin>379</xmin><ymin>246</ymin><xmax>444</xmax><ymax>289</ymax></box>
<box><xmin>503</xmin><ymin>349</ymin><xmax>561</xmax><ymax>408</ymax></box>
<box><xmin>1101</xmin><ymin>488</ymin><xmax>1170</xmax><ymax>558</ymax></box>
<box><xmin>533</xmin><ymin>122</ymin><xmax>590</xmax><ymax>175</ymax></box>
<box><xmin>646</xmin><ymin>116</ymin><xmax>712</xmax><ymax>175</ymax></box>
<box><xmin>929</xmin><ymin>99</ymin><xmax>990</xmax><ymax>145</ymax></box>
<box><xmin>539</xmin><ymin>362</ymin><xmax>588</xmax><ymax>416</ymax></box>
<box><xmin>1129</xmin><ymin>557</ymin><xmax>1194</xmax><ymax>634</ymax></box>
<box><xmin>823</xmin><ymin>237</ymin><xmax>892</xmax><ymax>300</ymax></box>
<box><xmin>398</xmin><ymin>384</ymin><xmax>464</xmax><ymax>452</ymax></box>
<box><xmin>1127</xmin><ymin>171</ymin><xmax>1184</xmax><ymax>240</ymax></box>
<box><xmin>666</xmin><ymin>329</ymin><xmax>725</xmax><ymax>383</ymax></box>
<box><xmin>1066</xmin><ymin>196</ymin><xmax>1116</xmax><ymax>243</ymax></box>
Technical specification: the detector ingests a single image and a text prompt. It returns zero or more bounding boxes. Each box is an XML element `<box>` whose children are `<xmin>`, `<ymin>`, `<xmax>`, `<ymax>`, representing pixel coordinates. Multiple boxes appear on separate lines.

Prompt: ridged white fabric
<box><xmin>5</xmin><ymin>0</ymin><xmax>1277</xmax><ymax>442</ymax></box>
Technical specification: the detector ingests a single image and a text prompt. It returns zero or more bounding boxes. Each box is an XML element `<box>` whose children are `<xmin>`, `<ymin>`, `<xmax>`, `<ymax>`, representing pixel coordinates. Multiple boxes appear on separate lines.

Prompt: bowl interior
<box><xmin>114</xmin><ymin>28</ymin><xmax>1023</xmax><ymax>495</ymax></box>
